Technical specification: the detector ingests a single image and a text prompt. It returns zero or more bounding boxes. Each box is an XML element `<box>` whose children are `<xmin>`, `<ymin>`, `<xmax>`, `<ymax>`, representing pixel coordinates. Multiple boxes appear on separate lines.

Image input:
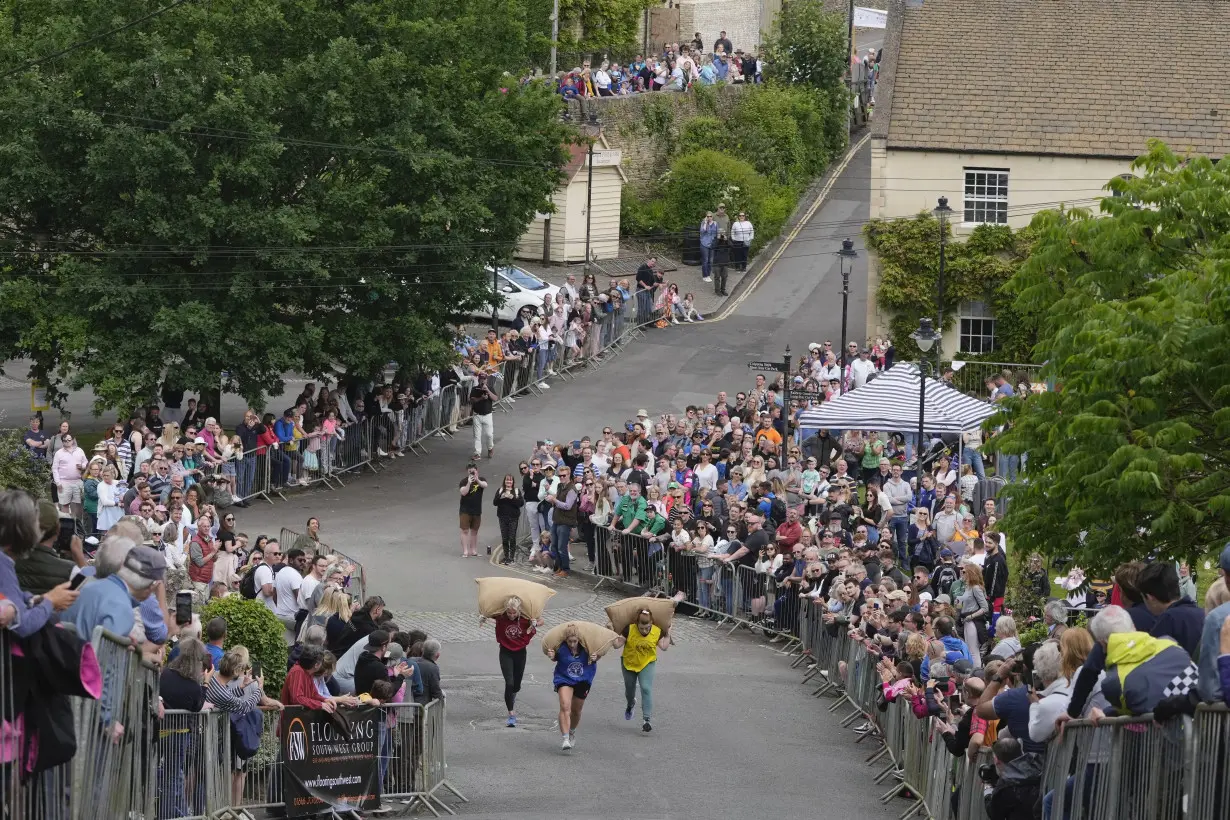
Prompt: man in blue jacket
<box><xmin>698</xmin><ymin>212</ymin><xmax>718</xmax><ymax>283</ymax></box>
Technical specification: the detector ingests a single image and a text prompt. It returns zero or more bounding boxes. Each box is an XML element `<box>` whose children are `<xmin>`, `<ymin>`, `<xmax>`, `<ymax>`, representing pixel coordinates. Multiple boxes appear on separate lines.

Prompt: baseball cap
<box><xmin>367</xmin><ymin>629</ymin><xmax>390</xmax><ymax>649</ymax></box>
<box><xmin>935</xmin><ymin>593</ymin><xmax>952</xmax><ymax>605</ymax></box>
<box><xmin>918</xmin><ymin>591</ymin><xmax>933</xmax><ymax>603</ymax></box>
<box><xmin>939</xmin><ymin>548</ymin><xmax>954</xmax><ymax>559</ymax></box>
<box><xmin>37</xmin><ymin>501</ymin><xmax>60</xmax><ymax>541</ymax></box>
<box><xmin>124</xmin><ymin>546</ymin><xmax>167</xmax><ymax>581</ymax></box>
<box><xmin>1219</xmin><ymin>541</ymin><xmax>1230</xmax><ymax>573</ymax></box>
<box><xmin>953</xmin><ymin>659</ymin><xmax>974</xmax><ymax>677</ymax></box>
<box><xmin>668</xmin><ymin>481</ymin><xmax>681</xmax><ymax>490</ymax></box>
<box><xmin>543</xmin><ymin>464</ymin><xmax>556</xmax><ymax>472</ymax></box>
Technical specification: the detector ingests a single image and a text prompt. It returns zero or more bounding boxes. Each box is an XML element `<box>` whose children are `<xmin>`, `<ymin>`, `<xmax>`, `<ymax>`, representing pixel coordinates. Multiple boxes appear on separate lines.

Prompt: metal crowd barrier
<box><xmin>73</xmin><ymin>627</ymin><xmax>161</xmax><ymax>820</ymax></box>
<box><xmin>1040</xmin><ymin>714</ymin><xmax>1188</xmax><ymax>820</ymax></box>
<box><xmin>155</xmin><ymin>710</ymin><xmax>230</xmax><ymax>819</ymax></box>
<box><xmin>280</xmin><ymin>526</ymin><xmax>368</xmax><ymax>602</ymax></box>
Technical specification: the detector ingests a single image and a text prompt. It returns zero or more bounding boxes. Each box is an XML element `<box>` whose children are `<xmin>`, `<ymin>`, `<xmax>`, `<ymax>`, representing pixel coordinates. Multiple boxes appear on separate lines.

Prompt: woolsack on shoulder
<box><xmin>605</xmin><ymin>596</ymin><xmax>675</xmax><ymax>636</ymax></box>
<box><xmin>541</xmin><ymin>621</ymin><xmax>621</xmax><ymax>659</ymax></box>
<box><xmin>475</xmin><ymin>577</ymin><xmax>555</xmax><ymax>619</ymax></box>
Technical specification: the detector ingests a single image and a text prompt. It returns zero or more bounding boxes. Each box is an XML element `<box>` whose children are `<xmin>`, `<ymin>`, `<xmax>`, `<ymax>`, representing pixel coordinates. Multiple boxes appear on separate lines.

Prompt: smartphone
<box><xmin>251</xmin><ymin>659</ymin><xmax>262</xmax><ymax>678</ymax></box>
<box><xmin>175</xmin><ymin>590</ymin><xmax>194</xmax><ymax>626</ymax></box>
<box><xmin>69</xmin><ymin>573</ymin><xmax>89</xmax><ymax>591</ymax></box>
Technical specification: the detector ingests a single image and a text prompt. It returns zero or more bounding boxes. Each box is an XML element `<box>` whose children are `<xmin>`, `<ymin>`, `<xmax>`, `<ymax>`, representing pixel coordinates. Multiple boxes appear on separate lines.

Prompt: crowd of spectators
<box><xmin>555</xmin><ymin>32</ymin><xmax>762</xmax><ymax>98</ymax></box>
<box><xmin>1</xmin><ymin>470</ymin><xmax>442</xmax><ymax>814</ymax></box>
<box><xmin>495</xmin><ymin>343</ymin><xmax>1230</xmax><ymax>820</ymax></box>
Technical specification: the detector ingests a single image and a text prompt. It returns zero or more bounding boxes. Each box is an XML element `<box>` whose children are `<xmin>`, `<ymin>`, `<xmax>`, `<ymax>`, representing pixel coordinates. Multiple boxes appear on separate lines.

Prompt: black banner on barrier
<box><xmin>280</xmin><ymin>706</ymin><xmax>382</xmax><ymax>817</ymax></box>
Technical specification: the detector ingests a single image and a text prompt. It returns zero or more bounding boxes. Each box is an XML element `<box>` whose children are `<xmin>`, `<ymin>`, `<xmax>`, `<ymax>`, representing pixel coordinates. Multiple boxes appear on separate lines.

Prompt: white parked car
<box><xmin>478</xmin><ymin>265</ymin><xmax>560</xmax><ymax>323</ymax></box>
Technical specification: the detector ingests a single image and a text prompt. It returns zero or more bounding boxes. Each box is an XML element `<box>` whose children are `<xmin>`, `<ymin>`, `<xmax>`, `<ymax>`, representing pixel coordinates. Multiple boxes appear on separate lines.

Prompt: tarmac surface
<box><xmin>222</xmin><ymin>141</ymin><xmax>894</xmax><ymax>819</ymax></box>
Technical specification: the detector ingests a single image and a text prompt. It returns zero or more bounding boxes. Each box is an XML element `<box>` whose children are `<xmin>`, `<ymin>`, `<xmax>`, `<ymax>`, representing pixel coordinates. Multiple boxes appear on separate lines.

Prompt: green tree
<box><xmin>761</xmin><ymin>0</ymin><xmax>848</xmax><ymax>94</ymax></box>
<box><xmin>865</xmin><ymin>215</ymin><xmax>1036</xmax><ymax>361</ymax></box>
<box><xmin>201</xmin><ymin>594</ymin><xmax>289</xmax><ymax>697</ymax></box>
<box><xmin>661</xmin><ymin>150</ymin><xmax>793</xmax><ymax>255</ymax></box>
<box><xmin>0</xmin><ymin>0</ymin><xmax>569</xmax><ymax>414</ymax></box>
<box><xmin>992</xmin><ymin>142</ymin><xmax>1230</xmax><ymax>571</ymax></box>
<box><xmin>0</xmin><ymin>425</ymin><xmax>51</xmax><ymax>499</ymax></box>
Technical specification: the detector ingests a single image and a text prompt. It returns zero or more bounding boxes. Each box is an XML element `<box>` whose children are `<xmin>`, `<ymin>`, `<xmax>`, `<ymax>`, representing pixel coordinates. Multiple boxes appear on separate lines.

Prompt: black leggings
<box><xmin>498</xmin><ymin>515</ymin><xmax>519</xmax><ymax>561</ymax></box>
<box><xmin>499</xmin><ymin>646</ymin><xmax>527</xmax><ymax>711</ymax></box>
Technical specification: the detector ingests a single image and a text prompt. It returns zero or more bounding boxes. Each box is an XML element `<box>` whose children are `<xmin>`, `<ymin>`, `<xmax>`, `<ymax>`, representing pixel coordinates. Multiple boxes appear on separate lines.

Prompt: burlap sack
<box><xmin>541</xmin><ymin>621</ymin><xmax>621</xmax><ymax>659</ymax></box>
<box><xmin>604</xmin><ymin>596</ymin><xmax>675</xmax><ymax>636</ymax></box>
<box><xmin>475</xmin><ymin>577</ymin><xmax>556</xmax><ymax>619</ymax></box>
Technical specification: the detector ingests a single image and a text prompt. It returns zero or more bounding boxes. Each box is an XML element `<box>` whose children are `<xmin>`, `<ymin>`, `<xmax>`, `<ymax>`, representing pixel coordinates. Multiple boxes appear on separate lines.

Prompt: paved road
<box><xmin>220</xmin><ymin>142</ymin><xmax>890</xmax><ymax>819</ymax></box>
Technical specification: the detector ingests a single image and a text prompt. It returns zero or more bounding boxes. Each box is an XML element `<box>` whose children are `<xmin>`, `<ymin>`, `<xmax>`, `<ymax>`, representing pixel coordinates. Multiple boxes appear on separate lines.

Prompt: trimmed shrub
<box><xmin>678</xmin><ymin>116</ymin><xmax>731</xmax><ymax>156</ymax></box>
<box><xmin>201</xmin><ymin>594</ymin><xmax>289</xmax><ymax>697</ymax></box>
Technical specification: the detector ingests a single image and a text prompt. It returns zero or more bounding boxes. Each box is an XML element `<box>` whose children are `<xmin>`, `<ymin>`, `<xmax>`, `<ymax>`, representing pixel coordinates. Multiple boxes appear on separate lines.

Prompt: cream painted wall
<box><xmin>866</xmin><ymin>141</ymin><xmax>1134</xmax><ymax>356</ymax></box>
<box><xmin>516</xmin><ymin>165</ymin><xmax>621</xmax><ymax>264</ymax></box>
<box><xmin>872</xmin><ymin>146</ymin><xmax>1133</xmax><ymax>230</ymax></box>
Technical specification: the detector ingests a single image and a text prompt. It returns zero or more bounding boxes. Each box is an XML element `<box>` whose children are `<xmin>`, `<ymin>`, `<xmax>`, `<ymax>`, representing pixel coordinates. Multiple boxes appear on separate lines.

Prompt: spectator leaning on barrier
<box><xmin>1085</xmin><ymin>604</ymin><xmax>1198</xmax><ymax>717</ymax></box>
<box><xmin>984</xmin><ymin>737</ymin><xmax>1041</xmax><ymax>820</ymax></box>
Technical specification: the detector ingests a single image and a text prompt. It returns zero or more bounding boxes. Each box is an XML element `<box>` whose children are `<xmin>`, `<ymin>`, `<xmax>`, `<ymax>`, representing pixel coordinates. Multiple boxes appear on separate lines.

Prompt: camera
<box><xmin>977</xmin><ymin>762</ymin><xmax>999</xmax><ymax>786</ymax></box>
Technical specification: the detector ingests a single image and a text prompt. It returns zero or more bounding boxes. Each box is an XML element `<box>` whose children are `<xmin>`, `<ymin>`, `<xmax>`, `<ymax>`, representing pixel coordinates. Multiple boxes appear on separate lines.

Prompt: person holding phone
<box><xmin>458</xmin><ymin>463</ymin><xmax>487</xmax><ymax>558</ymax></box>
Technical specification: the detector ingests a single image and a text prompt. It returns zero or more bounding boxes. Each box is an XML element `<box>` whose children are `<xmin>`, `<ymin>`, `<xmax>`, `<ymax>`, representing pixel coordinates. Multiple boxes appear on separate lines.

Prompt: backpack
<box><xmin>239</xmin><ymin>565</ymin><xmax>260</xmax><ymax>600</ymax></box>
<box><xmin>230</xmin><ymin>709</ymin><xmax>263</xmax><ymax>760</ymax></box>
<box><xmin>932</xmin><ymin>565</ymin><xmax>959</xmax><ymax>598</ymax></box>
<box><xmin>768</xmin><ymin>496</ymin><xmax>788</xmax><ymax>527</ymax></box>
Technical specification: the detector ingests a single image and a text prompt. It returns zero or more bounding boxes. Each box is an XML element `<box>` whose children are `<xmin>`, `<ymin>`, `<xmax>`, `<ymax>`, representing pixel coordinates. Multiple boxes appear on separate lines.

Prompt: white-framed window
<box><xmin>1111</xmin><ymin>172</ymin><xmax>1135</xmax><ymax>198</ymax></box>
<box><xmin>959</xmin><ymin>300</ymin><xmax>997</xmax><ymax>354</ymax></box>
<box><xmin>963</xmin><ymin>168</ymin><xmax>1009</xmax><ymax>224</ymax></box>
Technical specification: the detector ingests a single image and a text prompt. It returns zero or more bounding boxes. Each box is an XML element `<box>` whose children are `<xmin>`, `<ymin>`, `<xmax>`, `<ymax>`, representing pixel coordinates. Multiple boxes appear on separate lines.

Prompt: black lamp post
<box><xmin>932</xmin><ymin>196</ymin><xmax>954</xmax><ymax>364</ymax></box>
<box><xmin>838</xmin><ymin>238</ymin><xmax>858</xmax><ymax>394</ymax></box>
<box><xmin>580</xmin><ymin>112</ymin><xmax>602</xmax><ymax>273</ymax></box>
<box><xmin>911</xmin><ymin>317</ymin><xmax>941</xmax><ymax>490</ymax></box>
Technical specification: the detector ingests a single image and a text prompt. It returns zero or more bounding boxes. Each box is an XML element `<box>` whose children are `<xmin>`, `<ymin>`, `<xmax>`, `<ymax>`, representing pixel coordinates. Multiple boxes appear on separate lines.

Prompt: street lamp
<box><xmin>838</xmin><ymin>238</ymin><xmax>858</xmax><ymax>394</ymax></box>
<box><xmin>911</xmin><ymin>317</ymin><xmax>941</xmax><ymax>489</ymax></box>
<box><xmin>932</xmin><ymin>196</ymin><xmax>954</xmax><ymax>364</ymax></box>
<box><xmin>580</xmin><ymin>112</ymin><xmax>602</xmax><ymax>273</ymax></box>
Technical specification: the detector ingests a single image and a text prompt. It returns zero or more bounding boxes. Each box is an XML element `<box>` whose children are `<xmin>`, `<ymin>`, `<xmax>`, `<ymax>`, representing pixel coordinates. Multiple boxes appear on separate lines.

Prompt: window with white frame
<box><xmin>963</xmin><ymin>168</ymin><xmax>1009</xmax><ymax>224</ymax></box>
<box><xmin>959</xmin><ymin>301</ymin><xmax>997</xmax><ymax>354</ymax></box>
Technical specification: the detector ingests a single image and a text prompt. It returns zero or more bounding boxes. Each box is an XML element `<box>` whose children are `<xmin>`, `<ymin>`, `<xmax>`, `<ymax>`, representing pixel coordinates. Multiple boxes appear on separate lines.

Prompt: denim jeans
<box><xmin>1000</xmin><ymin>453</ymin><xmax>1021</xmax><ymax>482</ymax></box>
<box><xmin>697</xmin><ymin>566</ymin><xmax>715</xmax><ymax>609</ymax></box>
<box><xmin>962</xmin><ymin>447</ymin><xmax>986</xmax><ymax>480</ymax></box>
<box><xmin>699</xmin><ymin>245</ymin><xmax>714</xmax><ymax>278</ymax></box>
<box><xmin>237</xmin><ymin>454</ymin><xmax>256</xmax><ymax>497</ymax></box>
<box><xmin>535</xmin><ymin>347</ymin><xmax>550</xmax><ymax>381</ymax></box>
<box><xmin>891</xmin><ymin>514</ymin><xmax>909</xmax><ymax>563</ymax></box>
<box><xmin>551</xmin><ymin>522</ymin><xmax>572</xmax><ymax>570</ymax></box>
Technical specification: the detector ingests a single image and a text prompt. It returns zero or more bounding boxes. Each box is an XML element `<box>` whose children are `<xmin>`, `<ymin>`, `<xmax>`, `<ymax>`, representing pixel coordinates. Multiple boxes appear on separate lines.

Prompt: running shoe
<box><xmin>642</xmin><ymin>721</ymin><xmax>652</xmax><ymax>733</ymax></box>
<box><xmin>506</xmin><ymin>715</ymin><xmax>516</xmax><ymax>728</ymax></box>
<box><xmin>561</xmin><ymin>735</ymin><xmax>573</xmax><ymax>750</ymax></box>
<box><xmin>568</xmin><ymin>732</ymin><xmax>576</xmax><ymax>747</ymax></box>
<box><xmin>624</xmin><ymin>706</ymin><xmax>633</xmax><ymax>721</ymax></box>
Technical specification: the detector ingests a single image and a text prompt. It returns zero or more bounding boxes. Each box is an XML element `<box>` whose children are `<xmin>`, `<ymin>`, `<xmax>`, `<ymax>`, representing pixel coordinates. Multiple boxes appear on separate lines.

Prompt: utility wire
<box><xmin>0</xmin><ymin>0</ymin><xmax>197</xmax><ymax>81</ymax></box>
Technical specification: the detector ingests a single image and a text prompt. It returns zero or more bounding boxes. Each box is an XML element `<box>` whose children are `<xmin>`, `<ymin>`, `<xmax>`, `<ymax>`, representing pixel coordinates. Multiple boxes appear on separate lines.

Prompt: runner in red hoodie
<box><xmin>482</xmin><ymin>597</ymin><xmax>543</xmax><ymax>727</ymax></box>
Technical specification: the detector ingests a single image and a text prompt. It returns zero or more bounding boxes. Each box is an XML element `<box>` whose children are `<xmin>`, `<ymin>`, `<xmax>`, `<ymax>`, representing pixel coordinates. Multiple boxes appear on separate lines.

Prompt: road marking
<box><xmin>702</xmin><ymin>130</ymin><xmax>872</xmax><ymax>324</ymax></box>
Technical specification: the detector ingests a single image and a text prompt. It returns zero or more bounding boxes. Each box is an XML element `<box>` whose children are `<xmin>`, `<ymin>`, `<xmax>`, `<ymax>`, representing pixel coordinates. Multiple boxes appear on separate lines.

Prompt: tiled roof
<box><xmin>876</xmin><ymin>0</ymin><xmax>1230</xmax><ymax>158</ymax></box>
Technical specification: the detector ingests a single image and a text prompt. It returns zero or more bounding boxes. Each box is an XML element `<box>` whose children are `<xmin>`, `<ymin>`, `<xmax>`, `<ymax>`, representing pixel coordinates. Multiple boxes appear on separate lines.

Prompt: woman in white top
<box><xmin>644</xmin><ymin>484</ymin><xmax>667</xmax><ymax>518</ymax></box>
<box><xmin>593</xmin><ymin>66</ymin><xmax>613</xmax><ymax>96</ymax></box>
<box><xmin>688</xmin><ymin>521</ymin><xmax>718</xmax><ymax>611</ymax></box>
<box><xmin>95</xmin><ymin>464</ymin><xmax>123</xmax><ymax>532</ymax></box>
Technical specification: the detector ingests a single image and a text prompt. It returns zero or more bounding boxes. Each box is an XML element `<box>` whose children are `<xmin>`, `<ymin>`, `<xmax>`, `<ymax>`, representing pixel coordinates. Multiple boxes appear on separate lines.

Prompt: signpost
<box><xmin>747</xmin><ymin>347</ymin><xmax>794</xmax><ymax>442</ymax></box>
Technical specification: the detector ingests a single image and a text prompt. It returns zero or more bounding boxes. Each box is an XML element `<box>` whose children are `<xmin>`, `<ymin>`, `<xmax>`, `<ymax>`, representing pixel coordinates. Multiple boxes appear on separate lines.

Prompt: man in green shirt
<box><xmin>614</xmin><ymin>484</ymin><xmax>648</xmax><ymax>533</ymax></box>
<box><xmin>634</xmin><ymin>505</ymin><xmax>670</xmax><ymax>587</ymax></box>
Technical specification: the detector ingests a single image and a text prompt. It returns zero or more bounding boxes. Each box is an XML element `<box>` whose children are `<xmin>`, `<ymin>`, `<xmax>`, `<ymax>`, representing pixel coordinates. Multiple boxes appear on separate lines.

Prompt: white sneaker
<box><xmin>702</xmin><ymin>276</ymin><xmax>712</xmax><ymax>283</ymax></box>
<box><xmin>686</xmin><ymin>317</ymin><xmax>694</xmax><ymax>323</ymax></box>
<box><xmin>568</xmin><ymin>732</ymin><xmax>576</xmax><ymax>747</ymax></box>
<box><xmin>561</xmin><ymin>736</ymin><xmax>573</xmax><ymax>750</ymax></box>
<box><xmin>507</xmin><ymin>397</ymin><xmax>516</xmax><ymax>403</ymax></box>
<box><xmin>538</xmin><ymin>382</ymin><xmax>550</xmax><ymax>390</ymax></box>
<box><xmin>377</xmin><ymin>448</ymin><xmax>389</xmax><ymax>457</ymax></box>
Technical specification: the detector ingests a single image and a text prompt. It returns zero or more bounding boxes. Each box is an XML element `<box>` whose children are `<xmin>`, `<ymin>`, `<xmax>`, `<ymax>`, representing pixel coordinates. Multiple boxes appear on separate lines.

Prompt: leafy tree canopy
<box><xmin>0</xmin><ymin>0</ymin><xmax>569</xmax><ymax>414</ymax></box>
<box><xmin>761</xmin><ymin>0</ymin><xmax>848</xmax><ymax>93</ymax></box>
<box><xmin>992</xmin><ymin>141</ymin><xmax>1230</xmax><ymax>571</ymax></box>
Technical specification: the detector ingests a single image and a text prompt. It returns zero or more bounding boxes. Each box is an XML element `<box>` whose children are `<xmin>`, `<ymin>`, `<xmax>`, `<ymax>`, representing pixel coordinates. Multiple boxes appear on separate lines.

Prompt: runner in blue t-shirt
<box><xmin>547</xmin><ymin>625</ymin><xmax>598</xmax><ymax>751</ymax></box>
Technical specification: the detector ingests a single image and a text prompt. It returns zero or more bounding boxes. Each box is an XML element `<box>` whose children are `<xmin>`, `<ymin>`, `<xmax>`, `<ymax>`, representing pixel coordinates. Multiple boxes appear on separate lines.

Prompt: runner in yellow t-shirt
<box><xmin>613</xmin><ymin>609</ymin><xmax>671</xmax><ymax>732</ymax></box>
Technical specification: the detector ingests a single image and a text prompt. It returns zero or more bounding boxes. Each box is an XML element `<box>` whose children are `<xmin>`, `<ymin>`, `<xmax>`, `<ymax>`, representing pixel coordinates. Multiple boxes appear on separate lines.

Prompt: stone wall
<box><xmin>567</xmin><ymin>84</ymin><xmax>747</xmax><ymax>194</ymax></box>
<box><xmin>677</xmin><ymin>0</ymin><xmax>766</xmax><ymax>55</ymax></box>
